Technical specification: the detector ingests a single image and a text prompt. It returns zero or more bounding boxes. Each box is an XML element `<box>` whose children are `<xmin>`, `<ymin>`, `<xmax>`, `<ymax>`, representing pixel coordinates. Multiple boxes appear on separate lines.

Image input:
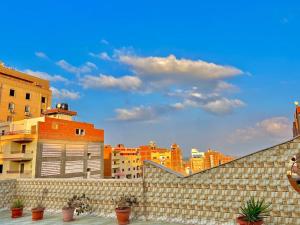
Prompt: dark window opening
<box><xmin>25</xmin><ymin>93</ymin><xmax>31</xmax><ymax>100</ymax></box>
<box><xmin>9</xmin><ymin>89</ymin><xmax>15</xmax><ymax>97</ymax></box>
<box><xmin>41</xmin><ymin>97</ymin><xmax>46</xmax><ymax>103</ymax></box>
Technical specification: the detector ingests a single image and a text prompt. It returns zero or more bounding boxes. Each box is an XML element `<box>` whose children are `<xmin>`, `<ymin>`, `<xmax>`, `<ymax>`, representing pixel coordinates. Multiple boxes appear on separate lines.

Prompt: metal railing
<box><xmin>0</xmin><ymin>130</ymin><xmax>31</xmax><ymax>136</ymax></box>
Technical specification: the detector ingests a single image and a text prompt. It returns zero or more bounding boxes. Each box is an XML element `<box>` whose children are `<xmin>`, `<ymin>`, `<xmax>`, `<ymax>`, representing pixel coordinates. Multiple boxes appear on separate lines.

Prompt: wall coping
<box><xmin>144</xmin><ymin>136</ymin><xmax>300</xmax><ymax>178</ymax></box>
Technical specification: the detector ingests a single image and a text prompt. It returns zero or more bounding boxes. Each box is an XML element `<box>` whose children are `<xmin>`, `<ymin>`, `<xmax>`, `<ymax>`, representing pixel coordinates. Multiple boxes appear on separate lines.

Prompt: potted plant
<box><xmin>31</xmin><ymin>188</ymin><xmax>48</xmax><ymax>221</ymax></box>
<box><xmin>113</xmin><ymin>195</ymin><xmax>137</xmax><ymax>225</ymax></box>
<box><xmin>62</xmin><ymin>193</ymin><xmax>92</xmax><ymax>222</ymax></box>
<box><xmin>11</xmin><ymin>199</ymin><xmax>24</xmax><ymax>218</ymax></box>
<box><xmin>237</xmin><ymin>197</ymin><xmax>271</xmax><ymax>225</ymax></box>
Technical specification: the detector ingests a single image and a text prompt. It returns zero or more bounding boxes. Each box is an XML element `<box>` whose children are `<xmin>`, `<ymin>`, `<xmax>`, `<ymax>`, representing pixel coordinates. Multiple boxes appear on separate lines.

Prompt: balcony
<box><xmin>0</xmin><ymin>130</ymin><xmax>35</xmax><ymax>143</ymax></box>
<box><xmin>5</xmin><ymin>170</ymin><xmax>32</xmax><ymax>178</ymax></box>
<box><xmin>3</xmin><ymin>151</ymin><xmax>33</xmax><ymax>161</ymax></box>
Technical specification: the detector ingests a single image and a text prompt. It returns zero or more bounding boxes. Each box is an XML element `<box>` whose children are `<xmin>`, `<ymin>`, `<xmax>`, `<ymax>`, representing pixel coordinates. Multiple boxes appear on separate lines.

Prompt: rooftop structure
<box><xmin>0</xmin><ymin>136</ymin><xmax>299</xmax><ymax>224</ymax></box>
<box><xmin>0</xmin><ymin>105</ymin><xmax>104</xmax><ymax>179</ymax></box>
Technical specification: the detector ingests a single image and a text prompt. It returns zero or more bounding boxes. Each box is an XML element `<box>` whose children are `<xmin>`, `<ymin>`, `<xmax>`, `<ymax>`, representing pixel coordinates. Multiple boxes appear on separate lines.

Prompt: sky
<box><xmin>0</xmin><ymin>0</ymin><xmax>299</xmax><ymax>157</ymax></box>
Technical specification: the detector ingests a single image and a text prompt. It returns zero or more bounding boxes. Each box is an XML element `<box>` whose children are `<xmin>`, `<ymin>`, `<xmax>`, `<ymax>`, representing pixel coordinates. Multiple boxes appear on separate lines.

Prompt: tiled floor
<box><xmin>0</xmin><ymin>210</ymin><xmax>181</xmax><ymax>225</ymax></box>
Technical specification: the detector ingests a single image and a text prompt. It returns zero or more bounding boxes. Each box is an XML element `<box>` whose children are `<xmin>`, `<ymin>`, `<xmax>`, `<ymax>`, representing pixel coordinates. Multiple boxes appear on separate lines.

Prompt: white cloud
<box><xmin>202</xmin><ymin>98</ymin><xmax>245</xmax><ymax>114</ymax></box>
<box><xmin>56</xmin><ymin>60</ymin><xmax>97</xmax><ymax>74</ymax></box>
<box><xmin>81</xmin><ymin>74</ymin><xmax>142</xmax><ymax>91</ymax></box>
<box><xmin>35</xmin><ymin>52</ymin><xmax>48</xmax><ymax>59</ymax></box>
<box><xmin>168</xmin><ymin>87</ymin><xmax>245</xmax><ymax>115</ymax></box>
<box><xmin>118</xmin><ymin>54</ymin><xmax>243</xmax><ymax>81</ymax></box>
<box><xmin>114</xmin><ymin>106</ymin><xmax>157</xmax><ymax>122</ymax></box>
<box><xmin>101</xmin><ymin>39</ymin><xmax>109</xmax><ymax>45</ymax></box>
<box><xmin>50</xmin><ymin>87</ymin><xmax>80</xmax><ymax>100</ymax></box>
<box><xmin>214</xmin><ymin>81</ymin><xmax>239</xmax><ymax>93</ymax></box>
<box><xmin>229</xmin><ymin>117</ymin><xmax>291</xmax><ymax>143</ymax></box>
<box><xmin>89</xmin><ymin>52</ymin><xmax>111</xmax><ymax>60</ymax></box>
<box><xmin>23</xmin><ymin>69</ymin><xmax>68</xmax><ymax>83</ymax></box>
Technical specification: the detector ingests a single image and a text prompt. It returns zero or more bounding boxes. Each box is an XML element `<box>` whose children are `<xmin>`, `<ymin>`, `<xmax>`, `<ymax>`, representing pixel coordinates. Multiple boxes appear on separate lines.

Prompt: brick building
<box><xmin>0</xmin><ymin>105</ymin><xmax>104</xmax><ymax>179</ymax></box>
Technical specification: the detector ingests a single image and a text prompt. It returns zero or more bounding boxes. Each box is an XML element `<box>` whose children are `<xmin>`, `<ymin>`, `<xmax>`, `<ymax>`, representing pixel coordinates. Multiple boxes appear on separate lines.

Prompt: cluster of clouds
<box><xmin>229</xmin><ymin>117</ymin><xmax>291</xmax><ymax>143</ymax></box>
<box><xmin>32</xmin><ymin>49</ymin><xmax>246</xmax><ymax>120</ymax></box>
<box><xmin>29</xmin><ymin>48</ymin><xmax>293</xmax><ymax>147</ymax></box>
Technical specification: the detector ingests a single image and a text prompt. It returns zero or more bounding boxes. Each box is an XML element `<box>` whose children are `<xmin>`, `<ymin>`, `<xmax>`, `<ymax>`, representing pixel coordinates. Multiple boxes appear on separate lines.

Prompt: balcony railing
<box><xmin>0</xmin><ymin>130</ymin><xmax>31</xmax><ymax>136</ymax></box>
<box><xmin>3</xmin><ymin>151</ymin><xmax>33</xmax><ymax>161</ymax></box>
<box><xmin>6</xmin><ymin>170</ymin><xmax>32</xmax><ymax>178</ymax></box>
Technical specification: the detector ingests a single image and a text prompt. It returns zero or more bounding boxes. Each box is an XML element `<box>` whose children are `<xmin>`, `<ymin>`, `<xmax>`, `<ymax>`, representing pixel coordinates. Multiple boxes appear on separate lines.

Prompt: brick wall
<box><xmin>0</xmin><ymin>179</ymin><xmax>16</xmax><ymax>209</ymax></box>
<box><xmin>1</xmin><ymin>137</ymin><xmax>300</xmax><ymax>224</ymax></box>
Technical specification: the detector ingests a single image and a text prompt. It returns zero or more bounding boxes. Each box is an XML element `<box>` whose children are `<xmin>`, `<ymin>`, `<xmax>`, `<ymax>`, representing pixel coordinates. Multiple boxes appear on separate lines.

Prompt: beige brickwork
<box><xmin>1</xmin><ymin>137</ymin><xmax>300</xmax><ymax>224</ymax></box>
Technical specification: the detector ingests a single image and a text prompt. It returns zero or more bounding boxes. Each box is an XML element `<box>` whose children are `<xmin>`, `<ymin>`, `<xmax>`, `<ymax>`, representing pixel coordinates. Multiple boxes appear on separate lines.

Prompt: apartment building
<box><xmin>105</xmin><ymin>144</ymin><xmax>142</xmax><ymax>179</ymax></box>
<box><xmin>139</xmin><ymin>141</ymin><xmax>184</xmax><ymax>173</ymax></box>
<box><xmin>0</xmin><ymin>63</ymin><xmax>52</xmax><ymax>122</ymax></box>
<box><xmin>0</xmin><ymin>105</ymin><xmax>104</xmax><ymax>179</ymax></box>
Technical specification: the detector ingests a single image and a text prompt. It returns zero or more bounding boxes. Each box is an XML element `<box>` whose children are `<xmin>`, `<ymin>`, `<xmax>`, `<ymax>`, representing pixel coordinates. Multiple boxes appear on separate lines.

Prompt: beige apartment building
<box><xmin>0</xmin><ymin>106</ymin><xmax>104</xmax><ymax>179</ymax></box>
<box><xmin>109</xmin><ymin>144</ymin><xmax>142</xmax><ymax>179</ymax></box>
<box><xmin>0</xmin><ymin>63</ymin><xmax>52</xmax><ymax>122</ymax></box>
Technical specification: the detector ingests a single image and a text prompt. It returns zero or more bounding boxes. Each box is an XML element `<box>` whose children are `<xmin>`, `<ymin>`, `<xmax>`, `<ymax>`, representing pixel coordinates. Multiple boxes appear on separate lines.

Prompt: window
<box><xmin>25</xmin><ymin>105</ymin><xmax>30</xmax><ymax>113</ymax></box>
<box><xmin>8</xmin><ymin>102</ymin><xmax>15</xmax><ymax>111</ymax></box>
<box><xmin>9</xmin><ymin>89</ymin><xmax>15</xmax><ymax>97</ymax></box>
<box><xmin>128</xmin><ymin>168</ymin><xmax>131</xmax><ymax>171</ymax></box>
<box><xmin>1</xmin><ymin>130</ymin><xmax>5</xmax><ymax>136</ymax></box>
<box><xmin>0</xmin><ymin>165</ymin><xmax>2</xmax><ymax>174</ymax></box>
<box><xmin>21</xmin><ymin>145</ymin><xmax>26</xmax><ymax>153</ymax></box>
<box><xmin>41</xmin><ymin>96</ymin><xmax>46</xmax><ymax>103</ymax></box>
<box><xmin>75</xmin><ymin>128</ymin><xmax>85</xmax><ymax>136</ymax></box>
<box><xmin>25</xmin><ymin>93</ymin><xmax>31</xmax><ymax>100</ymax></box>
<box><xmin>122</xmin><ymin>169</ymin><xmax>124</xmax><ymax>172</ymax></box>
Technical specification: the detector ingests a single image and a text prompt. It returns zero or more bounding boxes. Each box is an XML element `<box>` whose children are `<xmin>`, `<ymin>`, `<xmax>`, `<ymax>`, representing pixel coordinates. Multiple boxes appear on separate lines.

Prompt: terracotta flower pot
<box><xmin>31</xmin><ymin>207</ymin><xmax>45</xmax><ymax>221</ymax></box>
<box><xmin>115</xmin><ymin>207</ymin><xmax>131</xmax><ymax>225</ymax></box>
<box><xmin>236</xmin><ymin>216</ymin><xmax>264</xmax><ymax>225</ymax></box>
<box><xmin>62</xmin><ymin>207</ymin><xmax>75</xmax><ymax>222</ymax></box>
<box><xmin>11</xmin><ymin>207</ymin><xmax>23</xmax><ymax>218</ymax></box>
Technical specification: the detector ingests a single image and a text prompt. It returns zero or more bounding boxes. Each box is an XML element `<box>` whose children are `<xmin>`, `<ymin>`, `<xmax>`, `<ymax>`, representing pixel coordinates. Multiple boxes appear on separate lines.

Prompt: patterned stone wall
<box><xmin>0</xmin><ymin>179</ymin><xmax>16</xmax><ymax>209</ymax></box>
<box><xmin>1</xmin><ymin>137</ymin><xmax>300</xmax><ymax>224</ymax></box>
<box><xmin>143</xmin><ymin>137</ymin><xmax>300</xmax><ymax>225</ymax></box>
<box><xmin>15</xmin><ymin>179</ymin><xmax>145</xmax><ymax>219</ymax></box>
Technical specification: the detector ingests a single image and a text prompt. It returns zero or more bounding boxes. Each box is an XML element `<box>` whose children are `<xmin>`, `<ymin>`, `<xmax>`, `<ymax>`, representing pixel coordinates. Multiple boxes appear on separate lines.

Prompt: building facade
<box><xmin>293</xmin><ymin>105</ymin><xmax>300</xmax><ymax>137</ymax></box>
<box><xmin>139</xmin><ymin>141</ymin><xmax>184</xmax><ymax>174</ymax></box>
<box><xmin>0</xmin><ymin>64</ymin><xmax>52</xmax><ymax>122</ymax></box>
<box><xmin>106</xmin><ymin>144</ymin><xmax>142</xmax><ymax>179</ymax></box>
<box><xmin>0</xmin><ymin>106</ymin><xmax>104</xmax><ymax>179</ymax></box>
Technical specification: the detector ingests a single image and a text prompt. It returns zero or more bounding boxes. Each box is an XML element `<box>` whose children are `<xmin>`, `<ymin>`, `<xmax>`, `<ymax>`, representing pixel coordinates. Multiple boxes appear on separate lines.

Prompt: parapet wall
<box><xmin>1</xmin><ymin>137</ymin><xmax>300</xmax><ymax>225</ymax></box>
<box><xmin>0</xmin><ymin>179</ymin><xmax>16</xmax><ymax>210</ymax></box>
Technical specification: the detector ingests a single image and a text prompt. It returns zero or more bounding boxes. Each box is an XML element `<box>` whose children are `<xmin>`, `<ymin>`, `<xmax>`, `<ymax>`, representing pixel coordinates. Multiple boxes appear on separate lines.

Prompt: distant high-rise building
<box><xmin>293</xmin><ymin>105</ymin><xmax>300</xmax><ymax>137</ymax></box>
<box><xmin>0</xmin><ymin>64</ymin><xmax>52</xmax><ymax>122</ymax></box>
<box><xmin>190</xmin><ymin>148</ymin><xmax>205</xmax><ymax>172</ymax></box>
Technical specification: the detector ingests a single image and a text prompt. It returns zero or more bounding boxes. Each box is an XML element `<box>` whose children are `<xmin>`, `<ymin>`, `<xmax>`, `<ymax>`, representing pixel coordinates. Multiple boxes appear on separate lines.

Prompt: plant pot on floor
<box><xmin>237</xmin><ymin>216</ymin><xmax>264</xmax><ymax>225</ymax></box>
<box><xmin>31</xmin><ymin>207</ymin><xmax>45</xmax><ymax>221</ymax></box>
<box><xmin>11</xmin><ymin>207</ymin><xmax>23</xmax><ymax>218</ymax></box>
<box><xmin>62</xmin><ymin>207</ymin><xmax>75</xmax><ymax>222</ymax></box>
<box><xmin>115</xmin><ymin>207</ymin><xmax>131</xmax><ymax>225</ymax></box>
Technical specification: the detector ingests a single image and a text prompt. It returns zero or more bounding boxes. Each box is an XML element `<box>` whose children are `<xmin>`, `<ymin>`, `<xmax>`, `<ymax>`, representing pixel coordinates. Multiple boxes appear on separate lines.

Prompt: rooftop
<box><xmin>0</xmin><ymin>210</ymin><xmax>181</xmax><ymax>225</ymax></box>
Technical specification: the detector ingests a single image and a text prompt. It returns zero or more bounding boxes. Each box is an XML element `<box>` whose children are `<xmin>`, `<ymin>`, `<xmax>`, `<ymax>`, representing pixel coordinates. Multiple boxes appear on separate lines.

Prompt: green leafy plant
<box><xmin>239</xmin><ymin>197</ymin><xmax>271</xmax><ymax>222</ymax></box>
<box><xmin>113</xmin><ymin>195</ymin><xmax>137</xmax><ymax>210</ymax></box>
<box><xmin>12</xmin><ymin>199</ymin><xmax>24</xmax><ymax>209</ymax></box>
<box><xmin>63</xmin><ymin>193</ymin><xmax>92</xmax><ymax>216</ymax></box>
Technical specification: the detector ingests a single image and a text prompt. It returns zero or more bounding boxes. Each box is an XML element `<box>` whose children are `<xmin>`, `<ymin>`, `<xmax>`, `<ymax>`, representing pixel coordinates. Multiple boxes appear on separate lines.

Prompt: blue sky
<box><xmin>1</xmin><ymin>1</ymin><xmax>299</xmax><ymax>157</ymax></box>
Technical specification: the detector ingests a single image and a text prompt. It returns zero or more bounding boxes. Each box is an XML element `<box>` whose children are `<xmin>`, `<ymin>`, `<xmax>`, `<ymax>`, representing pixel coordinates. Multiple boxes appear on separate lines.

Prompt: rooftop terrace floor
<box><xmin>0</xmin><ymin>210</ymin><xmax>181</xmax><ymax>225</ymax></box>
